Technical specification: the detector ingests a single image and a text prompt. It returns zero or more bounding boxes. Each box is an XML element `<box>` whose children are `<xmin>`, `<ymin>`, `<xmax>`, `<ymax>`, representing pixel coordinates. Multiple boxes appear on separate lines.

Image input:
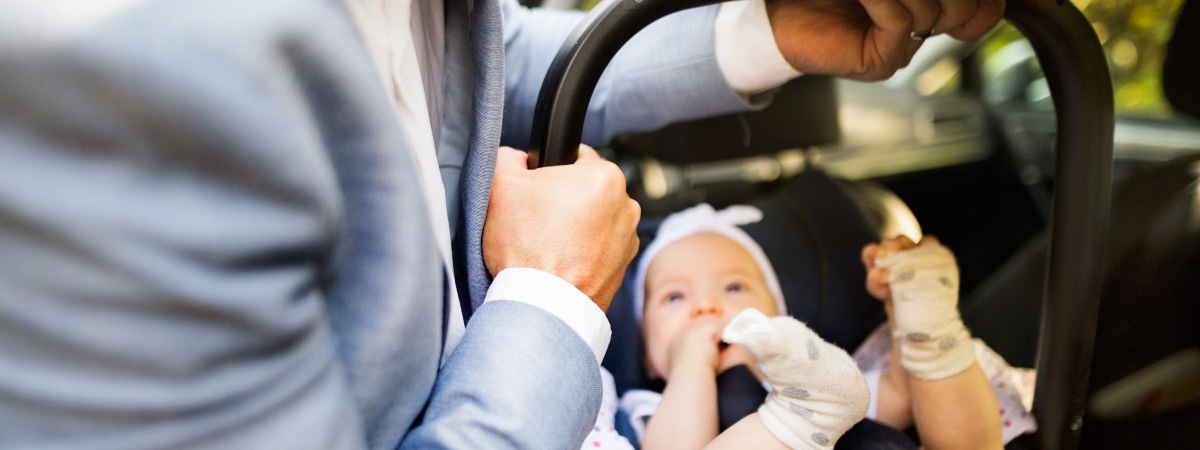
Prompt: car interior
<box><xmin>529</xmin><ymin>0</ymin><xmax>1199</xmax><ymax>448</ymax></box>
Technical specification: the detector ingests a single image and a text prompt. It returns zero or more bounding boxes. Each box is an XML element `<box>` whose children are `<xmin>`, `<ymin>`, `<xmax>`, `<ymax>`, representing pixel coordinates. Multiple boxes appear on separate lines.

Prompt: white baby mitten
<box><xmin>722</xmin><ymin>309</ymin><xmax>870</xmax><ymax>450</ymax></box>
<box><xmin>874</xmin><ymin>242</ymin><xmax>975</xmax><ymax>380</ymax></box>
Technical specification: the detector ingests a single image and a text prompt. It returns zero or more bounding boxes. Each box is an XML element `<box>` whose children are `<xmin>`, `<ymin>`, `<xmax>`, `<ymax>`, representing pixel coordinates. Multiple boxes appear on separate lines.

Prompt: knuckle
<box><xmin>960</xmin><ymin>1</ymin><xmax>979</xmax><ymax>20</ymax></box>
<box><xmin>921</xmin><ymin>0</ymin><xmax>940</xmax><ymax>20</ymax></box>
<box><xmin>600</xmin><ymin>160</ymin><xmax>626</xmax><ymax>187</ymax></box>
<box><xmin>895</xmin><ymin>10</ymin><xmax>915</xmax><ymax>30</ymax></box>
<box><xmin>941</xmin><ymin>1</ymin><xmax>976</xmax><ymax>27</ymax></box>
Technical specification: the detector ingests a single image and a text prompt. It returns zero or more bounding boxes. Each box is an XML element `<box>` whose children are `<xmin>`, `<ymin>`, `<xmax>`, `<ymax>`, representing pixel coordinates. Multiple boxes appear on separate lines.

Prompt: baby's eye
<box><xmin>725</xmin><ymin>283</ymin><xmax>743</xmax><ymax>293</ymax></box>
<box><xmin>665</xmin><ymin>292</ymin><xmax>684</xmax><ymax>303</ymax></box>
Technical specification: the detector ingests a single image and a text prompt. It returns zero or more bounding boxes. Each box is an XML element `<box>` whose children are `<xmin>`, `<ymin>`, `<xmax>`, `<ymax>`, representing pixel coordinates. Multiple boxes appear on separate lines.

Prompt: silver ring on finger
<box><xmin>909</xmin><ymin>30</ymin><xmax>934</xmax><ymax>41</ymax></box>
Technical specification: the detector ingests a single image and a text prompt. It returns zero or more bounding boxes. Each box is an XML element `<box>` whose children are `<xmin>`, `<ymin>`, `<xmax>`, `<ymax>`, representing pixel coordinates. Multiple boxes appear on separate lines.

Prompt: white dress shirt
<box><xmin>343</xmin><ymin>0</ymin><xmax>798</xmax><ymax>365</ymax></box>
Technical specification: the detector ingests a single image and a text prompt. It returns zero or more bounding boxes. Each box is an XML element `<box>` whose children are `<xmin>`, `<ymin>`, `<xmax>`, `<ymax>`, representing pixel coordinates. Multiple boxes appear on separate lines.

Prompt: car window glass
<box><xmin>979</xmin><ymin>0</ymin><xmax>1186</xmax><ymax>119</ymax></box>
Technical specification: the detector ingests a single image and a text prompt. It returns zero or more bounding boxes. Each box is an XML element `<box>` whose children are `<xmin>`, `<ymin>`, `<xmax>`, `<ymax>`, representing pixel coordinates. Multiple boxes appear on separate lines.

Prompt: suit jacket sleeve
<box><xmin>499</xmin><ymin>0</ymin><xmax>761</xmax><ymax>149</ymax></box>
<box><xmin>401</xmin><ymin>300</ymin><xmax>604</xmax><ymax>450</ymax></box>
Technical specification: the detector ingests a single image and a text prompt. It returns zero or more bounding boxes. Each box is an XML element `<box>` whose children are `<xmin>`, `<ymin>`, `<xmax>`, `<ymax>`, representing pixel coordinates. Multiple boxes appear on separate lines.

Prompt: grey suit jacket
<box><xmin>0</xmin><ymin>0</ymin><xmax>756</xmax><ymax>448</ymax></box>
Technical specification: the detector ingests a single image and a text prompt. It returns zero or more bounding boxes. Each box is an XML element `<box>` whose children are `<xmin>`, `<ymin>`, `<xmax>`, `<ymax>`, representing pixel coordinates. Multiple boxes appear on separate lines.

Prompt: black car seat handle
<box><xmin>530</xmin><ymin>0</ymin><xmax>1113</xmax><ymax>448</ymax></box>
<box><xmin>1005</xmin><ymin>1</ymin><xmax>1114</xmax><ymax>449</ymax></box>
<box><xmin>528</xmin><ymin>0</ymin><xmax>726</xmax><ymax>167</ymax></box>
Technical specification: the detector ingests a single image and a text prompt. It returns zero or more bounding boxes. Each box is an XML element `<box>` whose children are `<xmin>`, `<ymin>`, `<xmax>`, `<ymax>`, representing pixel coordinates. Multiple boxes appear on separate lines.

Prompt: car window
<box><xmin>979</xmin><ymin>0</ymin><xmax>1186</xmax><ymax>119</ymax></box>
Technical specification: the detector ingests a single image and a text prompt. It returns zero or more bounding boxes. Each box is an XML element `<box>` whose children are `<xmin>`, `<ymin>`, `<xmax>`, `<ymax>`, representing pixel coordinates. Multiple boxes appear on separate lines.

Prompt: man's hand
<box><xmin>484</xmin><ymin>145</ymin><xmax>640</xmax><ymax>312</ymax></box>
<box><xmin>767</xmin><ymin>0</ymin><xmax>1005</xmax><ymax>81</ymax></box>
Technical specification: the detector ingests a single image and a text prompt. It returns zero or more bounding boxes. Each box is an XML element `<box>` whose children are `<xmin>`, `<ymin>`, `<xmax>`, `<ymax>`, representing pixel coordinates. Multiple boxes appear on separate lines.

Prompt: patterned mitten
<box><xmin>722</xmin><ymin>309</ymin><xmax>870</xmax><ymax>450</ymax></box>
<box><xmin>874</xmin><ymin>242</ymin><xmax>975</xmax><ymax>380</ymax></box>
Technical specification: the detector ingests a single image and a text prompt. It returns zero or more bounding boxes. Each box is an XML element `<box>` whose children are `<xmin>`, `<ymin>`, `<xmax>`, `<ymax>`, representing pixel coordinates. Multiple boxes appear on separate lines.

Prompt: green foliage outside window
<box><xmin>983</xmin><ymin>0</ymin><xmax>1186</xmax><ymax>118</ymax></box>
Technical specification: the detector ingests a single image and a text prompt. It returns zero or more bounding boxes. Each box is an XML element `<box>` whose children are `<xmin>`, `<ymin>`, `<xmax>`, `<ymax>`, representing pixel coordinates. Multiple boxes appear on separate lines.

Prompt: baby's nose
<box><xmin>690</xmin><ymin>296</ymin><xmax>725</xmax><ymax>317</ymax></box>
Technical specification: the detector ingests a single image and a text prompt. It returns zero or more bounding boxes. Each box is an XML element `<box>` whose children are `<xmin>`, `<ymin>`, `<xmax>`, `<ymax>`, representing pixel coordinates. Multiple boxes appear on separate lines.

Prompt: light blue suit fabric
<box><xmin>499</xmin><ymin>2</ymin><xmax>758</xmax><ymax>151</ymax></box>
<box><xmin>0</xmin><ymin>0</ymin><xmax>758</xmax><ymax>449</ymax></box>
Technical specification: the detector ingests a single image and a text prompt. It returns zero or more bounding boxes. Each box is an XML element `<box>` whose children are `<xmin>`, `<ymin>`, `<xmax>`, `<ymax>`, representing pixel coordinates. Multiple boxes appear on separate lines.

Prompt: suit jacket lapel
<box><xmin>455</xmin><ymin>0</ymin><xmax>503</xmax><ymax>316</ymax></box>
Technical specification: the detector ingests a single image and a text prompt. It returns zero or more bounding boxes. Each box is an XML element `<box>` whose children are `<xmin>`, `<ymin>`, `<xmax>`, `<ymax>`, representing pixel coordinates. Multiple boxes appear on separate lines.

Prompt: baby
<box><xmin>586</xmin><ymin>204</ymin><xmax>1034</xmax><ymax>450</ymax></box>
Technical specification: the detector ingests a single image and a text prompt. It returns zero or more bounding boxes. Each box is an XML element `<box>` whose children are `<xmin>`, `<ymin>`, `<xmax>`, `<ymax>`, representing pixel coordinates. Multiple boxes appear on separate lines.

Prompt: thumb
<box><xmin>495</xmin><ymin>146</ymin><xmax>531</xmax><ymax>172</ymax></box>
<box><xmin>574</xmin><ymin>144</ymin><xmax>600</xmax><ymax>164</ymax></box>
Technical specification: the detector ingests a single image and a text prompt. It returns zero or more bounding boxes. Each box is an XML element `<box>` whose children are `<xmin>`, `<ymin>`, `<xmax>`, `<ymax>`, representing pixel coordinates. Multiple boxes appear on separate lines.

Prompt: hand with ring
<box><xmin>766</xmin><ymin>0</ymin><xmax>1005</xmax><ymax>80</ymax></box>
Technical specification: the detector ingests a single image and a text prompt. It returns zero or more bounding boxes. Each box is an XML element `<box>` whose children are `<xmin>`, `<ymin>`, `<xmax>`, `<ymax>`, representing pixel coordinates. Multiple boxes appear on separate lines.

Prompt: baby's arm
<box><xmin>642</xmin><ymin>323</ymin><xmax>722</xmax><ymax>450</ymax></box>
<box><xmin>863</xmin><ymin>237</ymin><xmax>1002</xmax><ymax>450</ymax></box>
<box><xmin>706</xmin><ymin>413</ymin><xmax>789</xmax><ymax>450</ymax></box>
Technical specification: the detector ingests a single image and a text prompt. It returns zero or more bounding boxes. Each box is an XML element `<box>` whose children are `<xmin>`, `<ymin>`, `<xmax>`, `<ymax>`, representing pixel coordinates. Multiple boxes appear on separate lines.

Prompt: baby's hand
<box><xmin>870</xmin><ymin>238</ymin><xmax>975</xmax><ymax>380</ymax></box>
<box><xmin>872</xmin><ymin>237</ymin><xmax>959</xmax><ymax>334</ymax></box>
<box><xmin>861</xmin><ymin>235</ymin><xmax>921</xmax><ymax>302</ymax></box>
<box><xmin>667</xmin><ymin>322</ymin><xmax>723</xmax><ymax>378</ymax></box>
<box><xmin>722</xmin><ymin>309</ymin><xmax>869</xmax><ymax>449</ymax></box>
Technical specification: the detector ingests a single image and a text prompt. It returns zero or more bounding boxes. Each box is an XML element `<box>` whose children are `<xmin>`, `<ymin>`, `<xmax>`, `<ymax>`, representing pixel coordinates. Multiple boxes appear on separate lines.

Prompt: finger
<box><xmin>895</xmin><ymin>234</ymin><xmax>917</xmax><ymax>249</ymax></box>
<box><xmin>874</xmin><ymin>245</ymin><xmax>891</xmax><ymax>262</ymax></box>
<box><xmin>947</xmin><ymin>0</ymin><xmax>1004</xmax><ymax>41</ymax></box>
<box><xmin>895</xmin><ymin>0</ymin><xmax>939</xmax><ymax>65</ymax></box>
<box><xmin>869</xmin><ymin>286</ymin><xmax>891</xmax><ymax>302</ymax></box>
<box><xmin>930</xmin><ymin>0</ymin><xmax>977</xmax><ymax>37</ymax></box>
<box><xmin>574</xmin><ymin>143</ymin><xmax>600</xmax><ymax>163</ymax></box>
<box><xmin>897</xmin><ymin>0</ymin><xmax>941</xmax><ymax>36</ymax></box>
<box><xmin>859</xmin><ymin>0</ymin><xmax>915</xmax><ymax>80</ymax></box>
<box><xmin>920</xmin><ymin>235</ymin><xmax>941</xmax><ymax>246</ymax></box>
<box><xmin>707</xmin><ymin>324</ymin><xmax>724</xmax><ymax>343</ymax></box>
<box><xmin>523</xmin><ymin>147</ymin><xmax>539</xmax><ymax>170</ymax></box>
<box><xmin>495</xmin><ymin>146</ymin><xmax>530</xmax><ymax>172</ymax></box>
<box><xmin>626</xmin><ymin>226</ymin><xmax>640</xmax><ymax>260</ymax></box>
<box><xmin>867</xmin><ymin>268</ymin><xmax>892</xmax><ymax>299</ymax></box>
<box><xmin>883</xmin><ymin>237</ymin><xmax>907</xmax><ymax>253</ymax></box>
<box><xmin>627</xmin><ymin>198</ymin><xmax>643</xmax><ymax>239</ymax></box>
<box><xmin>864</xmin><ymin>243</ymin><xmax>891</xmax><ymax>268</ymax></box>
<box><xmin>862</xmin><ymin>244</ymin><xmax>881</xmax><ymax>269</ymax></box>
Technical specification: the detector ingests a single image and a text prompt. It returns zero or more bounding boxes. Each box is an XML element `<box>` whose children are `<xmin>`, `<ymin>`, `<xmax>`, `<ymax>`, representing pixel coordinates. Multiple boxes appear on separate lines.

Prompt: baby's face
<box><xmin>642</xmin><ymin>232</ymin><xmax>779</xmax><ymax>380</ymax></box>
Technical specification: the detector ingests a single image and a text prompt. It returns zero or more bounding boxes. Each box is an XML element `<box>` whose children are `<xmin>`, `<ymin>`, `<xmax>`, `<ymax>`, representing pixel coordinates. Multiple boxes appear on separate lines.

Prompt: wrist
<box><xmin>716</xmin><ymin>0</ymin><xmax>801</xmax><ymax>94</ymax></box>
<box><xmin>669</xmin><ymin>353</ymin><xmax>718</xmax><ymax>381</ymax></box>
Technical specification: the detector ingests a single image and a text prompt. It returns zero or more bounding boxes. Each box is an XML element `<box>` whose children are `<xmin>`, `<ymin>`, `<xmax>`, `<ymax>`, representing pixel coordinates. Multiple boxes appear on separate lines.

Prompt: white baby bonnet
<box><xmin>631</xmin><ymin>203</ymin><xmax>787</xmax><ymax>323</ymax></box>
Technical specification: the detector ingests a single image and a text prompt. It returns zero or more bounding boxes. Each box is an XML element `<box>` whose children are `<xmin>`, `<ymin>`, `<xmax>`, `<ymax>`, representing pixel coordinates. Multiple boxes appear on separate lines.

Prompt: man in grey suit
<box><xmin>0</xmin><ymin>0</ymin><xmax>1001</xmax><ymax>448</ymax></box>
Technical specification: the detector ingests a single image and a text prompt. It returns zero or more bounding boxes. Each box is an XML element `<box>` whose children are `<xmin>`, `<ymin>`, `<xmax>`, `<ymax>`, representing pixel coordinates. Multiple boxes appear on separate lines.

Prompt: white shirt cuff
<box><xmin>484</xmin><ymin>268</ymin><xmax>612</xmax><ymax>364</ymax></box>
<box><xmin>715</xmin><ymin>0</ymin><xmax>803</xmax><ymax>95</ymax></box>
